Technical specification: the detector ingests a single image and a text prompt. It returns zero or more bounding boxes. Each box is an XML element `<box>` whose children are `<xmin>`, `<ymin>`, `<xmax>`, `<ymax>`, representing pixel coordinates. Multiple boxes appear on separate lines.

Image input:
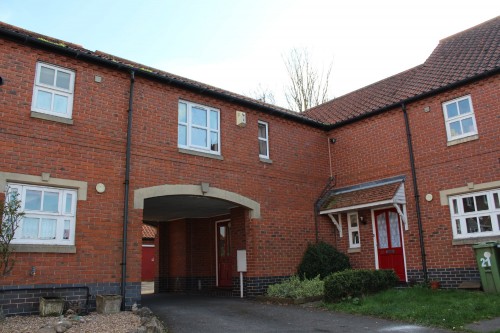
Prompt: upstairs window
<box><xmin>449</xmin><ymin>189</ymin><xmax>500</xmax><ymax>239</ymax></box>
<box><xmin>178</xmin><ymin>100</ymin><xmax>220</xmax><ymax>155</ymax></box>
<box><xmin>348</xmin><ymin>212</ymin><xmax>360</xmax><ymax>248</ymax></box>
<box><xmin>258</xmin><ymin>121</ymin><xmax>269</xmax><ymax>159</ymax></box>
<box><xmin>442</xmin><ymin>95</ymin><xmax>477</xmax><ymax>142</ymax></box>
<box><xmin>7</xmin><ymin>184</ymin><xmax>77</xmax><ymax>245</ymax></box>
<box><xmin>31</xmin><ymin>62</ymin><xmax>75</xmax><ymax>119</ymax></box>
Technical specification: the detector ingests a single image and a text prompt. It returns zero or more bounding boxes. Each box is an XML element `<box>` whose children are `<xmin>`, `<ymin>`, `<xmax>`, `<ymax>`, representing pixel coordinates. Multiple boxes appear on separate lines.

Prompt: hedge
<box><xmin>266</xmin><ymin>275</ymin><xmax>324</xmax><ymax>299</ymax></box>
<box><xmin>297</xmin><ymin>241</ymin><xmax>350</xmax><ymax>279</ymax></box>
<box><xmin>324</xmin><ymin>269</ymin><xmax>399</xmax><ymax>302</ymax></box>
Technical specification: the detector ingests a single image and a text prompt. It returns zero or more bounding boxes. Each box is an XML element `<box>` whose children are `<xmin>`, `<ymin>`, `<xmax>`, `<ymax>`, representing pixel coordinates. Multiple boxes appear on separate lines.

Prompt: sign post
<box><xmin>237</xmin><ymin>250</ymin><xmax>247</xmax><ymax>298</ymax></box>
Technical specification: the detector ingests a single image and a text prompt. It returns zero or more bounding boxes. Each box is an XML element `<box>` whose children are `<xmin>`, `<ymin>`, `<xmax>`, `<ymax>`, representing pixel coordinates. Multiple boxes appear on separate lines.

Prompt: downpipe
<box><xmin>121</xmin><ymin>70</ymin><xmax>135</xmax><ymax>309</ymax></box>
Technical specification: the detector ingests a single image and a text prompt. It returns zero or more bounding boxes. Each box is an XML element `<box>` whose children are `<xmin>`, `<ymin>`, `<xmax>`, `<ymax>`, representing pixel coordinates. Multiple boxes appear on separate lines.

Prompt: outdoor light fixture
<box><xmin>329</xmin><ymin>138</ymin><xmax>336</xmax><ymax>144</ymax></box>
<box><xmin>0</xmin><ymin>77</ymin><xmax>3</xmax><ymax>85</ymax></box>
<box><xmin>201</xmin><ymin>182</ymin><xmax>210</xmax><ymax>194</ymax></box>
<box><xmin>359</xmin><ymin>216</ymin><xmax>366</xmax><ymax>225</ymax></box>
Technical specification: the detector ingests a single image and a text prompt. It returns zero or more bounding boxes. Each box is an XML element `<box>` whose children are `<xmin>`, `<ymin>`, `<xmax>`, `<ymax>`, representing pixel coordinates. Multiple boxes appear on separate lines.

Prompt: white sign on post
<box><xmin>237</xmin><ymin>250</ymin><xmax>247</xmax><ymax>298</ymax></box>
<box><xmin>237</xmin><ymin>250</ymin><xmax>247</xmax><ymax>272</ymax></box>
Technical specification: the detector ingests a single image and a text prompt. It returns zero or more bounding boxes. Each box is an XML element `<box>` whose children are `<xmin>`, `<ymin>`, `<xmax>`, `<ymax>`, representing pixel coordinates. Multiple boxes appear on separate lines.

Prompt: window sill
<box><xmin>31</xmin><ymin>111</ymin><xmax>74</xmax><ymax>125</ymax></box>
<box><xmin>178</xmin><ymin>148</ymin><xmax>224</xmax><ymax>160</ymax></box>
<box><xmin>347</xmin><ymin>247</ymin><xmax>361</xmax><ymax>253</ymax></box>
<box><xmin>259</xmin><ymin>157</ymin><xmax>273</xmax><ymax>164</ymax></box>
<box><xmin>447</xmin><ymin>134</ymin><xmax>478</xmax><ymax>146</ymax></box>
<box><xmin>10</xmin><ymin>244</ymin><xmax>76</xmax><ymax>253</ymax></box>
<box><xmin>452</xmin><ymin>235</ymin><xmax>500</xmax><ymax>246</ymax></box>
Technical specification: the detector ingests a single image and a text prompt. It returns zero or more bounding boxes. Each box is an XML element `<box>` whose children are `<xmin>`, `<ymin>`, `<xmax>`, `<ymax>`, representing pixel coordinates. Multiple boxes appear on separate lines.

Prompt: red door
<box><xmin>374</xmin><ymin>208</ymin><xmax>406</xmax><ymax>281</ymax></box>
<box><xmin>141</xmin><ymin>245</ymin><xmax>155</xmax><ymax>281</ymax></box>
<box><xmin>217</xmin><ymin>221</ymin><xmax>232</xmax><ymax>288</ymax></box>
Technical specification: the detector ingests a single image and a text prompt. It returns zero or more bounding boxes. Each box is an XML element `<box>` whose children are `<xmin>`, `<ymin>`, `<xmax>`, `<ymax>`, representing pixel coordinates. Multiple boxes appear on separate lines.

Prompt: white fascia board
<box><xmin>320</xmin><ymin>199</ymin><xmax>394</xmax><ymax>214</ymax></box>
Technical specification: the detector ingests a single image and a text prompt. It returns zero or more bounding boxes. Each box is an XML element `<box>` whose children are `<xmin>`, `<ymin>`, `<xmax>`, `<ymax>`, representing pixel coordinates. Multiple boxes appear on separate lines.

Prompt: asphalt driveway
<box><xmin>141</xmin><ymin>293</ymin><xmax>452</xmax><ymax>333</ymax></box>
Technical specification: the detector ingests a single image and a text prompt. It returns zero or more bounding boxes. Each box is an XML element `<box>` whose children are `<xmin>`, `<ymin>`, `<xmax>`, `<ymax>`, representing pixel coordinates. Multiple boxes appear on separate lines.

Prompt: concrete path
<box><xmin>465</xmin><ymin>317</ymin><xmax>500</xmax><ymax>333</ymax></box>
<box><xmin>142</xmin><ymin>293</ymin><xmax>453</xmax><ymax>333</ymax></box>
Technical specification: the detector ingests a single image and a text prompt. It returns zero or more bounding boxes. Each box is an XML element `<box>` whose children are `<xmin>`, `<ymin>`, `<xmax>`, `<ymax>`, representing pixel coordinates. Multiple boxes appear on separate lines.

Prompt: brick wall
<box><xmin>1</xmin><ymin>30</ymin><xmax>498</xmax><ymax>315</ymax></box>
<box><xmin>0</xmin><ymin>34</ymin><xmax>330</xmax><ymax>309</ymax></box>
<box><xmin>324</xmin><ymin>74</ymin><xmax>500</xmax><ymax>284</ymax></box>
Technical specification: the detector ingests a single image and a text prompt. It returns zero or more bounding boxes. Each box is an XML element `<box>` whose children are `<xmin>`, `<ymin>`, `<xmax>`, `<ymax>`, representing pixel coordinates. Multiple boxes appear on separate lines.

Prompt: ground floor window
<box><xmin>7</xmin><ymin>183</ymin><xmax>77</xmax><ymax>245</ymax></box>
<box><xmin>347</xmin><ymin>212</ymin><xmax>360</xmax><ymax>248</ymax></box>
<box><xmin>449</xmin><ymin>188</ymin><xmax>500</xmax><ymax>239</ymax></box>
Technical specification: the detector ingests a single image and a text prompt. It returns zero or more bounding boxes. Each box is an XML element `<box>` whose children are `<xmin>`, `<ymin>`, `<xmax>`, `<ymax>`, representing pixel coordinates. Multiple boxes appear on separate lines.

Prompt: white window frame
<box><xmin>258</xmin><ymin>121</ymin><xmax>269</xmax><ymax>159</ymax></box>
<box><xmin>178</xmin><ymin>100</ymin><xmax>221</xmax><ymax>155</ymax></box>
<box><xmin>7</xmin><ymin>183</ymin><xmax>77</xmax><ymax>245</ymax></box>
<box><xmin>347</xmin><ymin>212</ymin><xmax>360</xmax><ymax>248</ymax></box>
<box><xmin>31</xmin><ymin>62</ymin><xmax>75</xmax><ymax>119</ymax></box>
<box><xmin>442</xmin><ymin>95</ymin><xmax>477</xmax><ymax>142</ymax></box>
<box><xmin>448</xmin><ymin>188</ymin><xmax>500</xmax><ymax>239</ymax></box>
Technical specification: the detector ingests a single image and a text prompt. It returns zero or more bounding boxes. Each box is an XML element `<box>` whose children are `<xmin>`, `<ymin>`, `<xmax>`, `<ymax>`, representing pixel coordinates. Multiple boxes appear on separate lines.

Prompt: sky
<box><xmin>0</xmin><ymin>0</ymin><xmax>498</xmax><ymax>109</ymax></box>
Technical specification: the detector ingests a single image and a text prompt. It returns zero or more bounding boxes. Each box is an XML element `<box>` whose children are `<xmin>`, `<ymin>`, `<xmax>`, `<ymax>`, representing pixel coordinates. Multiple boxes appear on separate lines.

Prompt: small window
<box><xmin>449</xmin><ymin>188</ymin><xmax>500</xmax><ymax>239</ymax></box>
<box><xmin>7</xmin><ymin>184</ymin><xmax>77</xmax><ymax>245</ymax></box>
<box><xmin>442</xmin><ymin>95</ymin><xmax>477</xmax><ymax>142</ymax></box>
<box><xmin>347</xmin><ymin>212</ymin><xmax>360</xmax><ymax>248</ymax></box>
<box><xmin>258</xmin><ymin>121</ymin><xmax>269</xmax><ymax>159</ymax></box>
<box><xmin>178</xmin><ymin>100</ymin><xmax>220</xmax><ymax>155</ymax></box>
<box><xmin>31</xmin><ymin>62</ymin><xmax>75</xmax><ymax>119</ymax></box>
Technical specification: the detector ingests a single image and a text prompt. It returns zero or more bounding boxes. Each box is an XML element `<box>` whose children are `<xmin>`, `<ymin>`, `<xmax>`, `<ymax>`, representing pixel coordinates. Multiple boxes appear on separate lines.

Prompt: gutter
<box><xmin>121</xmin><ymin>70</ymin><xmax>135</xmax><ymax>310</ymax></box>
<box><xmin>402</xmin><ymin>103</ymin><xmax>428</xmax><ymax>282</ymax></box>
<box><xmin>0</xmin><ymin>27</ymin><xmax>327</xmax><ymax>130</ymax></box>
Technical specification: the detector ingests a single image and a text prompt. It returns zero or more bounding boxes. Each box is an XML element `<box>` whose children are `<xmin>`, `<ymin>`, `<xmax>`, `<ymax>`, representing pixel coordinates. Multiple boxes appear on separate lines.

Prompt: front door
<box><xmin>141</xmin><ymin>245</ymin><xmax>155</xmax><ymax>281</ymax></box>
<box><xmin>375</xmin><ymin>208</ymin><xmax>406</xmax><ymax>281</ymax></box>
<box><xmin>217</xmin><ymin>221</ymin><xmax>232</xmax><ymax>288</ymax></box>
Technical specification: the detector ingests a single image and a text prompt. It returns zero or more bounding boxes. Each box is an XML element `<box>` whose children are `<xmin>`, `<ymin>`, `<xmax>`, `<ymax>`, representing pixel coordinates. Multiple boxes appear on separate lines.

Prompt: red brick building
<box><xmin>0</xmin><ymin>17</ymin><xmax>498</xmax><ymax>315</ymax></box>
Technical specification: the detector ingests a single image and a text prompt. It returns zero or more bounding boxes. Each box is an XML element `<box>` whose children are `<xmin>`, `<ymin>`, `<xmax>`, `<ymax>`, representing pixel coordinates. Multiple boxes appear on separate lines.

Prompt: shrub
<box><xmin>324</xmin><ymin>269</ymin><xmax>399</xmax><ymax>302</ymax></box>
<box><xmin>0</xmin><ymin>187</ymin><xmax>24</xmax><ymax>276</ymax></box>
<box><xmin>266</xmin><ymin>275</ymin><xmax>324</xmax><ymax>299</ymax></box>
<box><xmin>297</xmin><ymin>241</ymin><xmax>350</xmax><ymax>279</ymax></box>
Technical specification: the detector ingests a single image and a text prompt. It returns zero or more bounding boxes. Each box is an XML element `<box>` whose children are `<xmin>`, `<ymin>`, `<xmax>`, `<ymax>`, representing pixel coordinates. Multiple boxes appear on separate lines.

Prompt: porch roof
<box><xmin>320</xmin><ymin>176</ymin><xmax>405</xmax><ymax>214</ymax></box>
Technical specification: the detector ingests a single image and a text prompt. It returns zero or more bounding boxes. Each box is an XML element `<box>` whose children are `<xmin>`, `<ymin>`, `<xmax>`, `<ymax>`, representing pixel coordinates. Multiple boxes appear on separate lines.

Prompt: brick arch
<box><xmin>133</xmin><ymin>184</ymin><xmax>261</xmax><ymax>219</ymax></box>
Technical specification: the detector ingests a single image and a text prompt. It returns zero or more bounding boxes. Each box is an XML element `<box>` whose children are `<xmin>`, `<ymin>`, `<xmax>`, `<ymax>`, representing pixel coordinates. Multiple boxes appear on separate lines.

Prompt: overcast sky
<box><xmin>0</xmin><ymin>0</ymin><xmax>498</xmax><ymax>108</ymax></box>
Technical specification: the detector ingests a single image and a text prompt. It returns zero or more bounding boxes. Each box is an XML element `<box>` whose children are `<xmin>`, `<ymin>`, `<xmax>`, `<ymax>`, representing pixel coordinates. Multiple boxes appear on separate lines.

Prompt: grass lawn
<box><xmin>323</xmin><ymin>287</ymin><xmax>500</xmax><ymax>331</ymax></box>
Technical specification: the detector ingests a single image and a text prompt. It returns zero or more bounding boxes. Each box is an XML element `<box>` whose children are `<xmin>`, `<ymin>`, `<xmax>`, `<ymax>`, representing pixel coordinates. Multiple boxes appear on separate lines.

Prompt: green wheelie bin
<box><xmin>472</xmin><ymin>241</ymin><xmax>500</xmax><ymax>293</ymax></box>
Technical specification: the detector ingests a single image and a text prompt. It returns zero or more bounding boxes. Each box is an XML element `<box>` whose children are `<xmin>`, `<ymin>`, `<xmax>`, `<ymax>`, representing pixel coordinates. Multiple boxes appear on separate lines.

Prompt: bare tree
<box><xmin>248</xmin><ymin>83</ymin><xmax>276</xmax><ymax>105</ymax></box>
<box><xmin>0</xmin><ymin>187</ymin><xmax>24</xmax><ymax>276</ymax></box>
<box><xmin>283</xmin><ymin>48</ymin><xmax>332</xmax><ymax>112</ymax></box>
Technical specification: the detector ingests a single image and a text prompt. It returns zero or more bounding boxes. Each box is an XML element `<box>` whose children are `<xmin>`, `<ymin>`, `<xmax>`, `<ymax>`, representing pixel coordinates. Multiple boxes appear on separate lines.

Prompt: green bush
<box><xmin>297</xmin><ymin>241</ymin><xmax>350</xmax><ymax>279</ymax></box>
<box><xmin>266</xmin><ymin>275</ymin><xmax>324</xmax><ymax>299</ymax></box>
<box><xmin>324</xmin><ymin>269</ymin><xmax>399</xmax><ymax>302</ymax></box>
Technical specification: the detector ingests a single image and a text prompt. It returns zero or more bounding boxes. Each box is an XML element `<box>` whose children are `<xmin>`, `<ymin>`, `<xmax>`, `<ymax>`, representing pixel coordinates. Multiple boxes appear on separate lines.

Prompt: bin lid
<box><xmin>472</xmin><ymin>241</ymin><xmax>498</xmax><ymax>249</ymax></box>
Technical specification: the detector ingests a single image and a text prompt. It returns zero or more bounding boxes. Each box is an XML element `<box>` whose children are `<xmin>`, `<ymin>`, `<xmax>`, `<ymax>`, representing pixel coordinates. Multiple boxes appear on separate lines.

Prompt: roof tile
<box><xmin>321</xmin><ymin>182</ymin><xmax>401</xmax><ymax>211</ymax></box>
<box><xmin>304</xmin><ymin>16</ymin><xmax>500</xmax><ymax>125</ymax></box>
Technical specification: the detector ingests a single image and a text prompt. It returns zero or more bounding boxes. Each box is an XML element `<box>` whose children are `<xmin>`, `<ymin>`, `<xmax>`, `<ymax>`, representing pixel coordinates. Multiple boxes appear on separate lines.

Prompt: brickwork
<box><xmin>0</xmin><ymin>282</ymin><xmax>140</xmax><ymax>315</ymax></box>
<box><xmin>326</xmin><ymin>75</ymin><xmax>500</xmax><ymax>278</ymax></box>
<box><xmin>245</xmin><ymin>276</ymin><xmax>290</xmax><ymax>296</ymax></box>
<box><xmin>0</xmin><ymin>35</ymin><xmax>329</xmax><ymax>315</ymax></box>
<box><xmin>407</xmin><ymin>268</ymin><xmax>480</xmax><ymax>288</ymax></box>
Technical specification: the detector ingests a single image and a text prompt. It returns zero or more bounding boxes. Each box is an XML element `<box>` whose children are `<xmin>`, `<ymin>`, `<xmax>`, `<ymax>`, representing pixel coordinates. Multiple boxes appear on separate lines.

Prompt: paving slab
<box><xmin>465</xmin><ymin>317</ymin><xmax>500</xmax><ymax>333</ymax></box>
<box><xmin>142</xmin><ymin>293</ymin><xmax>453</xmax><ymax>333</ymax></box>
